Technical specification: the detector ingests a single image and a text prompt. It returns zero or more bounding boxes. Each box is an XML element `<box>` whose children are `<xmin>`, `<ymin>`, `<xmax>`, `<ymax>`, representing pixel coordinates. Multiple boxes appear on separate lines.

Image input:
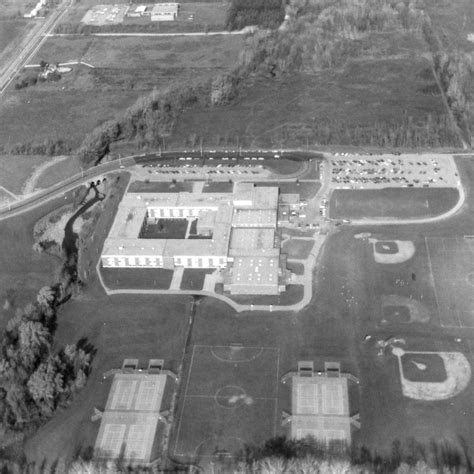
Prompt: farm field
<box><xmin>329</xmin><ymin>187</ymin><xmax>460</xmax><ymax>220</ymax></box>
<box><xmin>169</xmin><ymin>56</ymin><xmax>450</xmax><ymax>149</ymax></box>
<box><xmin>0</xmin><ymin>34</ymin><xmax>243</xmax><ymax>150</ymax></box>
<box><xmin>0</xmin><ymin>19</ymin><xmax>32</xmax><ymax>63</ymax></box>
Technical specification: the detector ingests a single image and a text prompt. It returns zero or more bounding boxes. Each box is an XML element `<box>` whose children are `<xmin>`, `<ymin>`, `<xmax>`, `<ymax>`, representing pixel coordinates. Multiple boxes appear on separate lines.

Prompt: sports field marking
<box><xmin>174</xmin><ymin>345</ymin><xmax>279</xmax><ymax>458</ymax></box>
<box><xmin>193</xmin><ymin>436</ymin><xmax>245</xmax><ymax>457</ymax></box>
<box><xmin>424</xmin><ymin>237</ymin><xmax>443</xmax><ymax>327</ymax></box>
<box><xmin>210</xmin><ymin>345</ymin><xmax>264</xmax><ymax>363</ymax></box>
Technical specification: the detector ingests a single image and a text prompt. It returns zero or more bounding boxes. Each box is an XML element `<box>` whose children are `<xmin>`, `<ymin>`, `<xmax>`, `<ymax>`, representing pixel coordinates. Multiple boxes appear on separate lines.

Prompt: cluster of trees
<box><xmin>0</xmin><ymin>138</ymin><xmax>71</xmax><ymax>156</ymax></box>
<box><xmin>14</xmin><ymin>71</ymin><xmax>61</xmax><ymax>90</ymax></box>
<box><xmin>303</xmin><ymin>113</ymin><xmax>461</xmax><ymax>148</ymax></box>
<box><xmin>231</xmin><ymin>0</ymin><xmax>427</xmax><ymax>75</ymax></box>
<box><xmin>225</xmin><ymin>0</ymin><xmax>286</xmax><ymax>31</ymax></box>
<box><xmin>422</xmin><ymin>18</ymin><xmax>473</xmax><ymax>146</ymax></box>
<box><xmin>231</xmin><ymin>436</ymin><xmax>472</xmax><ymax>473</ymax></box>
<box><xmin>433</xmin><ymin>52</ymin><xmax>473</xmax><ymax>145</ymax></box>
<box><xmin>0</xmin><ymin>284</ymin><xmax>91</xmax><ymax>436</ymax></box>
<box><xmin>77</xmin><ymin>82</ymin><xmax>211</xmax><ymax>166</ymax></box>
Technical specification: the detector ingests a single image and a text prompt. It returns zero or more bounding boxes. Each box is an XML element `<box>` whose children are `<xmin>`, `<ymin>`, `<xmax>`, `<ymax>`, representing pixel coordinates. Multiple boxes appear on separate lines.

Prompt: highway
<box><xmin>0</xmin><ymin>0</ymin><xmax>73</xmax><ymax>95</ymax></box>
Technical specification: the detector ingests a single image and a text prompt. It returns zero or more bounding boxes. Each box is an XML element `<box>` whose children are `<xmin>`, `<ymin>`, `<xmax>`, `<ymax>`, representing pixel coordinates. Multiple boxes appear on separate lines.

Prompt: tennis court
<box><xmin>173</xmin><ymin>345</ymin><xmax>279</xmax><ymax>458</ymax></box>
<box><xmin>425</xmin><ymin>236</ymin><xmax>474</xmax><ymax>328</ymax></box>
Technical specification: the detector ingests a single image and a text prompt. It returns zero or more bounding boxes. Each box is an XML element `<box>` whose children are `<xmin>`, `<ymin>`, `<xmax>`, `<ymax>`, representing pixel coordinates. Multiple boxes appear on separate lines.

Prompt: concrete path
<box><xmin>169</xmin><ymin>266</ymin><xmax>184</xmax><ymax>290</ymax></box>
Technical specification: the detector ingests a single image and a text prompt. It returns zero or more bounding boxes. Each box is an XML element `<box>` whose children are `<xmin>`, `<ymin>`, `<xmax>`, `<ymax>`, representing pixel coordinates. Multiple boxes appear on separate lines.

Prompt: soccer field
<box><xmin>173</xmin><ymin>345</ymin><xmax>279</xmax><ymax>458</ymax></box>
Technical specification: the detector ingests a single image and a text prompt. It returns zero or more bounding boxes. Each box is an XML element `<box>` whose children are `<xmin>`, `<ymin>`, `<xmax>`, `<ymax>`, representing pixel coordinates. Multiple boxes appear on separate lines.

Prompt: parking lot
<box><xmin>329</xmin><ymin>154</ymin><xmax>459</xmax><ymax>189</ymax></box>
<box><xmin>136</xmin><ymin>162</ymin><xmax>270</xmax><ymax>180</ymax></box>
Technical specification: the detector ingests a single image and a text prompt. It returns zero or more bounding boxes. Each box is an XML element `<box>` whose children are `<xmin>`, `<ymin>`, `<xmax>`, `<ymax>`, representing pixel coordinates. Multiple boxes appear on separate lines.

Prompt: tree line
<box><xmin>0</xmin><ymin>196</ymin><xmax>98</xmax><ymax>443</ymax></box>
<box><xmin>225</xmin><ymin>0</ymin><xmax>286</xmax><ymax>31</ymax></box>
<box><xmin>422</xmin><ymin>18</ymin><xmax>473</xmax><ymax>146</ymax></box>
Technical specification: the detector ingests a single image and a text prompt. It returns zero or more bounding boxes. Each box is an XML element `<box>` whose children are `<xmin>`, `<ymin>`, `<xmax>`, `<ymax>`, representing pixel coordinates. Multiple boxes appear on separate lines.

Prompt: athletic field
<box><xmin>173</xmin><ymin>345</ymin><xmax>279</xmax><ymax>458</ymax></box>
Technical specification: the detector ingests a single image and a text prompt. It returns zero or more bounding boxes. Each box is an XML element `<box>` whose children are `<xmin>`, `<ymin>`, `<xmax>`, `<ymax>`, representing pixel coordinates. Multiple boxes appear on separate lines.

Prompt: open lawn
<box><xmin>100</xmin><ymin>266</ymin><xmax>174</xmax><ymax>290</ymax></box>
<box><xmin>0</xmin><ymin>154</ymin><xmax>53</xmax><ymax>194</ymax></box>
<box><xmin>141</xmin><ymin>218</ymin><xmax>188</xmax><ymax>239</ymax></box>
<box><xmin>34</xmin><ymin>156</ymin><xmax>82</xmax><ymax>190</ymax></box>
<box><xmin>24</xmin><ymin>294</ymin><xmax>191</xmax><ymax>467</ymax></box>
<box><xmin>0</xmin><ymin>193</ymin><xmax>79</xmax><ymax>331</ymax></box>
<box><xmin>281</xmin><ymin>239</ymin><xmax>314</xmax><ymax>259</ymax></box>
<box><xmin>424</xmin><ymin>236</ymin><xmax>474</xmax><ymax>328</ymax></box>
<box><xmin>329</xmin><ymin>187</ymin><xmax>460</xmax><ymax>220</ymax></box>
<box><xmin>169</xmin><ymin>56</ymin><xmax>449</xmax><ymax>149</ymax></box>
<box><xmin>180</xmin><ymin>268</ymin><xmax>213</xmax><ymax>290</ymax></box>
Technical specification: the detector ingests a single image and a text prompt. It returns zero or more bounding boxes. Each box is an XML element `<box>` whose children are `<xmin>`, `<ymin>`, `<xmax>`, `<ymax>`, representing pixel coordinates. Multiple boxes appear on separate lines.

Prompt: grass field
<box><xmin>34</xmin><ymin>156</ymin><xmax>82</xmax><ymax>190</ymax></box>
<box><xmin>173</xmin><ymin>345</ymin><xmax>279</xmax><ymax>458</ymax></box>
<box><xmin>141</xmin><ymin>218</ymin><xmax>188</xmax><ymax>239</ymax></box>
<box><xmin>0</xmin><ymin>192</ymin><xmax>79</xmax><ymax>331</ymax></box>
<box><xmin>329</xmin><ymin>187</ymin><xmax>460</xmax><ymax>219</ymax></box>
<box><xmin>0</xmin><ymin>154</ymin><xmax>54</xmax><ymax>194</ymax></box>
<box><xmin>180</xmin><ymin>268</ymin><xmax>214</xmax><ymax>290</ymax></box>
<box><xmin>100</xmin><ymin>266</ymin><xmax>174</xmax><ymax>290</ymax></box>
<box><xmin>281</xmin><ymin>239</ymin><xmax>314</xmax><ymax>259</ymax></box>
<box><xmin>169</xmin><ymin>56</ymin><xmax>448</xmax><ymax>149</ymax></box>
<box><xmin>0</xmin><ymin>34</ymin><xmax>243</xmax><ymax>150</ymax></box>
<box><xmin>424</xmin><ymin>236</ymin><xmax>474</xmax><ymax>328</ymax></box>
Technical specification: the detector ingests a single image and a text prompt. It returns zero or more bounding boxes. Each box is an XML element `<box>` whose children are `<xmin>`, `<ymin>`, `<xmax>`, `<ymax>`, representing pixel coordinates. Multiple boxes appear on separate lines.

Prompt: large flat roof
<box><xmin>229</xmin><ymin>256</ymin><xmax>280</xmax><ymax>294</ymax></box>
<box><xmin>95</xmin><ymin>373</ymin><xmax>167</xmax><ymax>463</ymax></box>
<box><xmin>103</xmin><ymin>186</ymin><xmax>279</xmax><ymax>259</ymax></box>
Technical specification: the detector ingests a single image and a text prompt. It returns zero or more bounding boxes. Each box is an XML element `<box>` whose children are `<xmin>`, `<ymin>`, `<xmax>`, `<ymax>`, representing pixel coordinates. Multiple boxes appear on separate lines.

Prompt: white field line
<box><xmin>424</xmin><ymin>236</ymin><xmax>444</xmax><ymax>328</ymax></box>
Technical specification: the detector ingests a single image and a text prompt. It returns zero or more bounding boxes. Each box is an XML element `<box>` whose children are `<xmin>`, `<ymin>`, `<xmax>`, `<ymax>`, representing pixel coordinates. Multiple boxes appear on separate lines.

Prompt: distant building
<box><xmin>150</xmin><ymin>3</ymin><xmax>179</xmax><ymax>21</ymax></box>
<box><xmin>101</xmin><ymin>183</ymin><xmax>290</xmax><ymax>295</ymax></box>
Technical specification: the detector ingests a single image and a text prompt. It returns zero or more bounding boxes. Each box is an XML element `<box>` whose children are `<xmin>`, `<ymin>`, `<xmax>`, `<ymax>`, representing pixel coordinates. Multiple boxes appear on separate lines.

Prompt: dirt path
<box><xmin>22</xmin><ymin>155</ymin><xmax>70</xmax><ymax>195</ymax></box>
